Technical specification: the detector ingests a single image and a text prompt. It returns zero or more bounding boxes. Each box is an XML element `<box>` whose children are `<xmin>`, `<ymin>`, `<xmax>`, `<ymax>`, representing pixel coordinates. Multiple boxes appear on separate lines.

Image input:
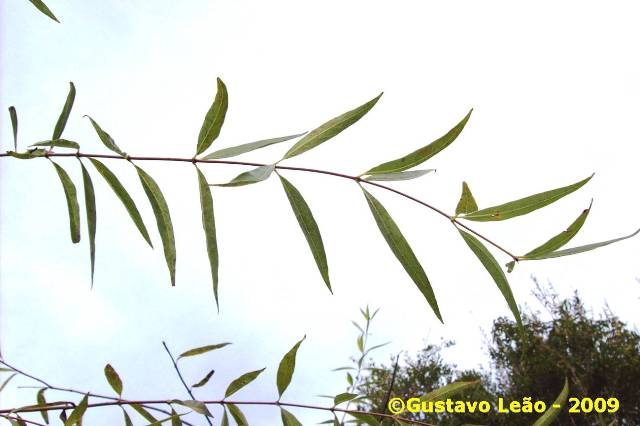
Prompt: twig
<box><xmin>381</xmin><ymin>353</ymin><xmax>401</xmax><ymax>420</ymax></box>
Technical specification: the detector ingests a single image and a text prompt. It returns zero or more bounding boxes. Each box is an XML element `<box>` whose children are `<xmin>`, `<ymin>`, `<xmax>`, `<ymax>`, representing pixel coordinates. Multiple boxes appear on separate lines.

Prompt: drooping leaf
<box><xmin>349</xmin><ymin>412</ymin><xmax>381</xmax><ymax>426</ymax></box>
<box><xmin>278</xmin><ymin>175</ymin><xmax>331</xmax><ymax>292</ymax></box>
<box><xmin>455</xmin><ymin>181</ymin><xmax>478</xmax><ymax>215</ymax></box>
<box><xmin>214</xmin><ymin>164</ymin><xmax>275</xmax><ymax>187</ymax></box>
<box><xmin>226</xmin><ymin>404</ymin><xmax>248</xmax><ymax>426</ymax></box>
<box><xmin>364</xmin><ymin>109</ymin><xmax>472</xmax><ymax>175</ymax></box>
<box><xmin>283</xmin><ymin>93</ymin><xmax>382</xmax><ymax>159</ymax></box>
<box><xmin>51</xmin><ymin>161</ymin><xmax>81</xmax><ymax>243</ymax></box>
<box><xmin>523</xmin><ymin>228</ymin><xmax>640</xmax><ymax>260</ymax></box>
<box><xmin>122</xmin><ymin>409</ymin><xmax>134</xmax><ymax>426</ymax></box>
<box><xmin>334</xmin><ymin>393</ymin><xmax>358</xmax><ymax>406</ymax></box>
<box><xmin>361</xmin><ymin>187</ymin><xmax>442</xmax><ymax>322</ymax></box>
<box><xmin>221</xmin><ymin>408</ymin><xmax>229</xmax><ymax>426</ymax></box>
<box><xmin>421</xmin><ymin>380</ymin><xmax>480</xmax><ymax>402</ymax></box>
<box><xmin>8</xmin><ymin>106</ymin><xmax>17</xmax><ymax>151</ymax></box>
<box><xmin>533</xmin><ymin>378</ymin><xmax>569</xmax><ymax>426</ymax></box>
<box><xmin>192</xmin><ymin>369</ymin><xmax>215</xmax><ymax>388</ymax></box>
<box><xmin>85</xmin><ymin>116</ymin><xmax>126</xmax><ymax>157</ymax></box>
<box><xmin>79</xmin><ymin>161</ymin><xmax>97</xmax><ymax>286</ymax></box>
<box><xmin>362</xmin><ymin>169</ymin><xmax>435</xmax><ymax>182</ymax></box>
<box><xmin>104</xmin><ymin>364</ymin><xmax>123</xmax><ymax>396</ymax></box>
<box><xmin>281</xmin><ymin>408</ymin><xmax>303</xmax><ymax>426</ymax></box>
<box><xmin>0</xmin><ymin>373</ymin><xmax>17</xmax><ymax>393</ymax></box>
<box><xmin>170</xmin><ymin>409</ymin><xmax>182</xmax><ymax>426</ymax></box>
<box><xmin>458</xmin><ymin>230</ymin><xmax>522</xmax><ymax>330</ymax></box>
<box><xmin>27</xmin><ymin>0</ymin><xmax>59</xmax><ymax>22</ymax></box>
<box><xmin>178</xmin><ymin>343</ymin><xmax>231</xmax><ymax>360</ymax></box>
<box><xmin>30</xmin><ymin>139</ymin><xmax>80</xmax><ymax>150</ymax></box>
<box><xmin>136</xmin><ymin>166</ymin><xmax>176</xmax><ymax>286</ymax></box>
<box><xmin>131</xmin><ymin>404</ymin><xmax>158</xmax><ymax>423</ymax></box>
<box><xmin>64</xmin><ymin>394</ymin><xmax>88</xmax><ymax>426</ymax></box>
<box><xmin>196</xmin><ymin>167</ymin><xmax>220</xmax><ymax>309</ymax></box>
<box><xmin>225</xmin><ymin>368</ymin><xmax>266</xmax><ymax>398</ymax></box>
<box><xmin>202</xmin><ymin>132</ymin><xmax>306</xmax><ymax>160</ymax></box>
<box><xmin>88</xmin><ymin>158</ymin><xmax>152</xmax><ymax>247</ymax></box>
<box><xmin>461</xmin><ymin>175</ymin><xmax>593</xmax><ymax>222</ymax></box>
<box><xmin>52</xmin><ymin>82</ymin><xmax>76</xmax><ymax>140</ymax></box>
<box><xmin>36</xmin><ymin>388</ymin><xmax>49</xmax><ymax>424</ymax></box>
<box><xmin>7</xmin><ymin>149</ymin><xmax>47</xmax><ymax>159</ymax></box>
<box><xmin>277</xmin><ymin>336</ymin><xmax>306</xmax><ymax>398</ymax></box>
<box><xmin>171</xmin><ymin>400</ymin><xmax>212</xmax><ymax>416</ymax></box>
<box><xmin>196</xmin><ymin>78</ymin><xmax>228</xmax><ymax>156</ymax></box>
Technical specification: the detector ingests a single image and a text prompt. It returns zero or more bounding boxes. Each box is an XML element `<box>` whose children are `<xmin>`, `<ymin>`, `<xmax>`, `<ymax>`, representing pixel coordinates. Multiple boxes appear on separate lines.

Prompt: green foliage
<box><xmin>196</xmin><ymin>78</ymin><xmax>228</xmax><ymax>156</ymax></box>
<box><xmin>52</xmin><ymin>82</ymin><xmax>75</xmax><ymax>140</ymax></box>
<box><xmin>50</xmin><ymin>161</ymin><xmax>80</xmax><ymax>243</ymax></box>
<box><xmin>202</xmin><ymin>132</ymin><xmax>306</xmax><ymax>160</ymax></box>
<box><xmin>26</xmin><ymin>0</ymin><xmax>59</xmax><ymax>22</ymax></box>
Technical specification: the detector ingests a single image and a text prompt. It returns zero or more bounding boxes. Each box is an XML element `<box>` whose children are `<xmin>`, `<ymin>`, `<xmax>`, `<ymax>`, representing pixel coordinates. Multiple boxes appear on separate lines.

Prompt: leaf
<box><xmin>357</xmin><ymin>335</ymin><xmax>364</xmax><ymax>352</ymax></box>
<box><xmin>334</xmin><ymin>392</ymin><xmax>358</xmax><ymax>405</ymax></box>
<box><xmin>85</xmin><ymin>116</ymin><xmax>126</xmax><ymax>157</ymax></box>
<box><xmin>277</xmin><ymin>336</ymin><xmax>306</xmax><ymax>398</ymax></box>
<box><xmin>225</xmin><ymin>368</ymin><xmax>265</xmax><ymax>398</ymax></box>
<box><xmin>64</xmin><ymin>394</ymin><xmax>88</xmax><ymax>426</ymax></box>
<box><xmin>283</xmin><ymin>93</ymin><xmax>382</xmax><ymax>159</ymax></box>
<box><xmin>53</xmin><ymin>82</ymin><xmax>76</xmax><ymax>140</ymax></box>
<box><xmin>281</xmin><ymin>408</ymin><xmax>303</xmax><ymax>426</ymax></box>
<box><xmin>364</xmin><ymin>109</ymin><xmax>472</xmax><ymax>175</ymax></box>
<box><xmin>51</xmin><ymin>161</ymin><xmax>81</xmax><ymax>243</ymax></box>
<box><xmin>361</xmin><ymin>188</ymin><xmax>442</xmax><ymax>322</ymax></box>
<box><xmin>178</xmin><ymin>343</ymin><xmax>231</xmax><ymax>360</ymax></box>
<box><xmin>131</xmin><ymin>404</ymin><xmax>158</xmax><ymax>423</ymax></box>
<box><xmin>226</xmin><ymin>404</ymin><xmax>248</xmax><ymax>426</ymax></box>
<box><xmin>8</xmin><ymin>106</ymin><xmax>17</xmax><ymax>151</ymax></box>
<box><xmin>278</xmin><ymin>175</ymin><xmax>331</xmax><ymax>292</ymax></box>
<box><xmin>171</xmin><ymin>409</ymin><xmax>182</xmax><ymax>426</ymax></box>
<box><xmin>27</xmin><ymin>0</ymin><xmax>59</xmax><ymax>22</ymax></box>
<box><xmin>363</xmin><ymin>342</ymin><xmax>390</xmax><ymax>357</ymax></box>
<box><xmin>421</xmin><ymin>380</ymin><xmax>479</xmax><ymax>402</ymax></box>
<box><xmin>171</xmin><ymin>400</ymin><xmax>212</xmax><ymax>416</ymax></box>
<box><xmin>523</xmin><ymin>228</ymin><xmax>640</xmax><ymax>260</ymax></box>
<box><xmin>461</xmin><ymin>175</ymin><xmax>593</xmax><ymax>222</ymax></box>
<box><xmin>533</xmin><ymin>378</ymin><xmax>569</xmax><ymax>426</ymax></box>
<box><xmin>458</xmin><ymin>230</ymin><xmax>522</xmax><ymax>330</ymax></box>
<box><xmin>79</xmin><ymin>161</ymin><xmax>97</xmax><ymax>286</ymax></box>
<box><xmin>0</xmin><ymin>373</ymin><xmax>17</xmax><ymax>393</ymax></box>
<box><xmin>30</xmin><ymin>139</ymin><xmax>80</xmax><ymax>150</ymax></box>
<box><xmin>192</xmin><ymin>369</ymin><xmax>215</xmax><ymax>388</ymax></box>
<box><xmin>202</xmin><ymin>132</ymin><xmax>307</xmax><ymax>160</ymax></box>
<box><xmin>196</xmin><ymin>167</ymin><xmax>220</xmax><ymax>309</ymax></box>
<box><xmin>104</xmin><ymin>364</ymin><xmax>123</xmax><ymax>396</ymax></box>
<box><xmin>37</xmin><ymin>388</ymin><xmax>49</xmax><ymax>424</ymax></box>
<box><xmin>196</xmin><ymin>78</ymin><xmax>228</xmax><ymax>156</ymax></box>
<box><xmin>88</xmin><ymin>158</ymin><xmax>152</xmax><ymax>247</ymax></box>
<box><xmin>122</xmin><ymin>409</ymin><xmax>134</xmax><ymax>426</ymax></box>
<box><xmin>7</xmin><ymin>149</ymin><xmax>47</xmax><ymax>159</ymax></box>
<box><xmin>136</xmin><ymin>166</ymin><xmax>176</xmax><ymax>286</ymax></box>
<box><xmin>349</xmin><ymin>412</ymin><xmax>381</xmax><ymax>426</ymax></box>
<box><xmin>221</xmin><ymin>409</ymin><xmax>229</xmax><ymax>426</ymax></box>
<box><xmin>362</xmin><ymin>169</ymin><xmax>435</xmax><ymax>182</ymax></box>
<box><xmin>455</xmin><ymin>181</ymin><xmax>478</xmax><ymax>215</ymax></box>
<box><xmin>214</xmin><ymin>164</ymin><xmax>275</xmax><ymax>187</ymax></box>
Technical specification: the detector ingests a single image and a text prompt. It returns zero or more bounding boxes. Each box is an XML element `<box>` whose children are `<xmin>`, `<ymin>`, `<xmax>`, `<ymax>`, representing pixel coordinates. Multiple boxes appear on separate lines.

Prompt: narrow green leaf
<box><xmin>455</xmin><ymin>181</ymin><xmax>478</xmax><ymax>215</ymax></box>
<box><xmin>225</xmin><ymin>368</ymin><xmax>265</xmax><ymax>398</ymax></box>
<box><xmin>334</xmin><ymin>392</ymin><xmax>358</xmax><ymax>406</ymax></box>
<box><xmin>349</xmin><ymin>412</ymin><xmax>381</xmax><ymax>426</ymax></box>
<box><xmin>226</xmin><ymin>404</ymin><xmax>248</xmax><ymax>426</ymax></box>
<box><xmin>122</xmin><ymin>409</ymin><xmax>134</xmax><ymax>426</ymax></box>
<box><xmin>362</xmin><ymin>169</ymin><xmax>435</xmax><ymax>182</ymax></box>
<box><xmin>533</xmin><ymin>378</ymin><xmax>569</xmax><ymax>426</ymax></box>
<box><xmin>64</xmin><ymin>394</ymin><xmax>88</xmax><ymax>426</ymax></box>
<box><xmin>192</xmin><ymin>369</ymin><xmax>215</xmax><ymax>388</ymax></box>
<box><xmin>357</xmin><ymin>335</ymin><xmax>364</xmax><ymax>352</ymax></box>
<box><xmin>365</xmin><ymin>109</ymin><xmax>472</xmax><ymax>175</ymax></box>
<box><xmin>523</xmin><ymin>228</ymin><xmax>640</xmax><ymax>260</ymax></box>
<box><xmin>458</xmin><ymin>230</ymin><xmax>522</xmax><ymax>330</ymax></box>
<box><xmin>221</xmin><ymin>408</ymin><xmax>229</xmax><ymax>426</ymax></box>
<box><xmin>361</xmin><ymin>188</ymin><xmax>442</xmax><ymax>322</ymax></box>
<box><xmin>85</xmin><ymin>116</ymin><xmax>126</xmax><ymax>157</ymax></box>
<box><xmin>104</xmin><ymin>364</ymin><xmax>123</xmax><ymax>396</ymax></box>
<box><xmin>421</xmin><ymin>380</ymin><xmax>479</xmax><ymax>402</ymax></box>
<box><xmin>346</xmin><ymin>372</ymin><xmax>353</xmax><ymax>386</ymax></box>
<box><xmin>202</xmin><ymin>132</ymin><xmax>306</xmax><ymax>160</ymax></box>
<box><xmin>281</xmin><ymin>408</ymin><xmax>303</xmax><ymax>426</ymax></box>
<box><xmin>136</xmin><ymin>166</ymin><xmax>176</xmax><ymax>286</ymax></box>
<box><xmin>0</xmin><ymin>373</ymin><xmax>17</xmax><ymax>393</ymax></box>
<box><xmin>131</xmin><ymin>404</ymin><xmax>158</xmax><ymax>423</ymax></box>
<box><xmin>7</xmin><ymin>149</ymin><xmax>47</xmax><ymax>159</ymax></box>
<box><xmin>79</xmin><ymin>161</ymin><xmax>97</xmax><ymax>286</ymax></box>
<box><xmin>52</xmin><ymin>82</ymin><xmax>76</xmax><ymax>140</ymax></box>
<box><xmin>8</xmin><ymin>106</ymin><xmax>17</xmax><ymax>151</ymax></box>
<box><xmin>30</xmin><ymin>139</ymin><xmax>80</xmax><ymax>150</ymax></box>
<box><xmin>283</xmin><ymin>93</ymin><xmax>382</xmax><ymax>159</ymax></box>
<box><xmin>196</xmin><ymin>78</ymin><xmax>228</xmax><ymax>156</ymax></box>
<box><xmin>178</xmin><ymin>343</ymin><xmax>231</xmax><ymax>360</ymax></box>
<box><xmin>278</xmin><ymin>175</ymin><xmax>331</xmax><ymax>292</ymax></box>
<box><xmin>36</xmin><ymin>388</ymin><xmax>49</xmax><ymax>424</ymax></box>
<box><xmin>196</xmin><ymin>167</ymin><xmax>220</xmax><ymax>309</ymax></box>
<box><xmin>27</xmin><ymin>0</ymin><xmax>59</xmax><ymax>22</ymax></box>
<box><xmin>277</xmin><ymin>336</ymin><xmax>306</xmax><ymax>398</ymax></box>
<box><xmin>88</xmin><ymin>158</ymin><xmax>152</xmax><ymax>246</ymax></box>
<box><xmin>51</xmin><ymin>161</ymin><xmax>81</xmax><ymax>243</ymax></box>
<box><xmin>171</xmin><ymin>409</ymin><xmax>182</xmax><ymax>426</ymax></box>
<box><xmin>171</xmin><ymin>400</ymin><xmax>212</xmax><ymax>416</ymax></box>
<box><xmin>461</xmin><ymin>175</ymin><xmax>593</xmax><ymax>222</ymax></box>
<box><xmin>363</xmin><ymin>342</ymin><xmax>390</xmax><ymax>357</ymax></box>
<box><xmin>214</xmin><ymin>164</ymin><xmax>275</xmax><ymax>187</ymax></box>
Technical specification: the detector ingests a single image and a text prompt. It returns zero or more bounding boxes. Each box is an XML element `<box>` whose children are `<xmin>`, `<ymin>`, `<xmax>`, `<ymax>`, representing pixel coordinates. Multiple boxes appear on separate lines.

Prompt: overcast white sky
<box><xmin>1</xmin><ymin>1</ymin><xmax>639</xmax><ymax>424</ymax></box>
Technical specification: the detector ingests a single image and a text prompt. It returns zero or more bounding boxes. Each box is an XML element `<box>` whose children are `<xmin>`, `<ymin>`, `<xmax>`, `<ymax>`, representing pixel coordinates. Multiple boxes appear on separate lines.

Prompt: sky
<box><xmin>1</xmin><ymin>1</ymin><xmax>640</xmax><ymax>424</ymax></box>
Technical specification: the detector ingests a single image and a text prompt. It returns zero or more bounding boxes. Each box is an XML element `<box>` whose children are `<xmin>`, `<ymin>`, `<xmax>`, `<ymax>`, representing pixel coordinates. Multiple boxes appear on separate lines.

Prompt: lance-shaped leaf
<box><xmin>349</xmin><ymin>412</ymin><xmax>381</xmax><ymax>426</ymax></box>
<box><xmin>51</xmin><ymin>161</ymin><xmax>80</xmax><ymax>243</ymax></box>
<box><xmin>170</xmin><ymin>409</ymin><xmax>182</xmax><ymax>426</ymax></box>
<box><xmin>281</xmin><ymin>408</ymin><xmax>303</xmax><ymax>426</ymax></box>
<box><xmin>30</xmin><ymin>139</ymin><xmax>80</xmax><ymax>150</ymax></box>
<box><xmin>79</xmin><ymin>161</ymin><xmax>97</xmax><ymax>285</ymax></box>
<box><xmin>196</xmin><ymin>167</ymin><xmax>220</xmax><ymax>308</ymax></box>
<box><xmin>362</xmin><ymin>169</ymin><xmax>435</xmax><ymax>182</ymax></box>
<box><xmin>334</xmin><ymin>393</ymin><xmax>358</xmax><ymax>406</ymax></box>
<box><xmin>421</xmin><ymin>380</ymin><xmax>479</xmax><ymax>402</ymax></box>
<box><xmin>225</xmin><ymin>368</ymin><xmax>265</xmax><ymax>398</ymax></box>
<box><xmin>458</xmin><ymin>230</ymin><xmax>522</xmax><ymax>330</ymax></box>
<box><xmin>365</xmin><ymin>109</ymin><xmax>472</xmax><ymax>175</ymax></box>
<box><xmin>455</xmin><ymin>181</ymin><xmax>478</xmax><ymax>215</ymax></box>
<box><xmin>122</xmin><ymin>409</ymin><xmax>134</xmax><ymax>426</ymax></box>
<box><xmin>131</xmin><ymin>404</ymin><xmax>158</xmax><ymax>423</ymax></box>
<box><xmin>523</xmin><ymin>228</ymin><xmax>640</xmax><ymax>260</ymax></box>
<box><xmin>7</xmin><ymin>149</ymin><xmax>47</xmax><ymax>159</ymax></box>
<box><xmin>221</xmin><ymin>409</ymin><xmax>229</xmax><ymax>426</ymax></box>
<box><xmin>283</xmin><ymin>93</ymin><xmax>382</xmax><ymax>159</ymax></box>
<box><xmin>226</xmin><ymin>404</ymin><xmax>248</xmax><ymax>426</ymax></box>
<box><xmin>277</xmin><ymin>336</ymin><xmax>306</xmax><ymax>398</ymax></box>
<box><xmin>53</xmin><ymin>82</ymin><xmax>76</xmax><ymax>140</ymax></box>
<box><xmin>64</xmin><ymin>394</ymin><xmax>88</xmax><ymax>426</ymax></box>
<box><xmin>461</xmin><ymin>175</ymin><xmax>593</xmax><ymax>222</ymax></box>
<box><xmin>136</xmin><ymin>166</ymin><xmax>176</xmax><ymax>286</ymax></box>
<box><xmin>8</xmin><ymin>106</ymin><xmax>17</xmax><ymax>151</ymax></box>
<box><xmin>533</xmin><ymin>378</ymin><xmax>569</xmax><ymax>426</ymax></box>
<box><xmin>104</xmin><ymin>364</ymin><xmax>123</xmax><ymax>396</ymax></box>
<box><xmin>171</xmin><ymin>400</ymin><xmax>212</xmax><ymax>417</ymax></box>
<box><xmin>361</xmin><ymin>188</ymin><xmax>442</xmax><ymax>322</ymax></box>
<box><xmin>178</xmin><ymin>342</ymin><xmax>231</xmax><ymax>360</ymax></box>
<box><xmin>27</xmin><ymin>0</ymin><xmax>59</xmax><ymax>22</ymax></box>
<box><xmin>214</xmin><ymin>164</ymin><xmax>275</xmax><ymax>187</ymax></box>
<box><xmin>0</xmin><ymin>373</ymin><xmax>17</xmax><ymax>393</ymax></box>
<box><xmin>278</xmin><ymin>175</ymin><xmax>331</xmax><ymax>292</ymax></box>
<box><xmin>36</xmin><ymin>388</ymin><xmax>49</xmax><ymax>424</ymax></box>
<box><xmin>88</xmin><ymin>158</ymin><xmax>152</xmax><ymax>247</ymax></box>
<box><xmin>85</xmin><ymin>116</ymin><xmax>126</xmax><ymax>157</ymax></box>
<box><xmin>196</xmin><ymin>78</ymin><xmax>228</xmax><ymax>156</ymax></box>
<box><xmin>202</xmin><ymin>132</ymin><xmax>307</xmax><ymax>160</ymax></box>
<box><xmin>192</xmin><ymin>369</ymin><xmax>215</xmax><ymax>388</ymax></box>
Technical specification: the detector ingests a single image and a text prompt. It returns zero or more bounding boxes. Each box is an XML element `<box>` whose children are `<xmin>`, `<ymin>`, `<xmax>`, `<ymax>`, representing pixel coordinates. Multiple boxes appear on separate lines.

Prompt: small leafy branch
<box><xmin>3</xmin><ymin>80</ymin><xmax>639</xmax><ymax>326</ymax></box>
